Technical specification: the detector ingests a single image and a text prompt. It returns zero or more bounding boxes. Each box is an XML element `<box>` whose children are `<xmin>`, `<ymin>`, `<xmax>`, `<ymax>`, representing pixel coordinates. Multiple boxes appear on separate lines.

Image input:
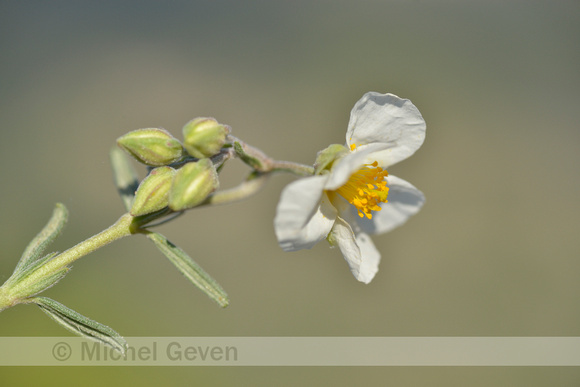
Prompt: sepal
<box><xmin>313</xmin><ymin>144</ymin><xmax>347</xmax><ymax>175</ymax></box>
<box><xmin>117</xmin><ymin>128</ymin><xmax>183</xmax><ymax>166</ymax></box>
<box><xmin>130</xmin><ymin>166</ymin><xmax>176</xmax><ymax>216</ymax></box>
<box><xmin>168</xmin><ymin>159</ymin><xmax>219</xmax><ymax>211</ymax></box>
<box><xmin>182</xmin><ymin>117</ymin><xmax>230</xmax><ymax>158</ymax></box>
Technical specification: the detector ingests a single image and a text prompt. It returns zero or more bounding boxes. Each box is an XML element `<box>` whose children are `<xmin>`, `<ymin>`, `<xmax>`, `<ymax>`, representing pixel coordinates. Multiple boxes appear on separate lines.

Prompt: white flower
<box><xmin>274</xmin><ymin>92</ymin><xmax>426</xmax><ymax>284</ymax></box>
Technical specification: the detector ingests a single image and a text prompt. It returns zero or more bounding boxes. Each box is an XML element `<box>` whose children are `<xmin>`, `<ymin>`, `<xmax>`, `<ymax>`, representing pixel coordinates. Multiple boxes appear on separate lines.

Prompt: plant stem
<box><xmin>204</xmin><ymin>173</ymin><xmax>271</xmax><ymax>206</ymax></box>
<box><xmin>203</xmin><ymin>157</ymin><xmax>314</xmax><ymax>207</ymax></box>
<box><xmin>271</xmin><ymin>160</ymin><xmax>315</xmax><ymax>176</ymax></box>
<box><xmin>39</xmin><ymin>213</ymin><xmax>136</xmax><ymax>274</ymax></box>
<box><xmin>0</xmin><ymin>213</ymin><xmax>137</xmax><ymax>310</ymax></box>
<box><xmin>1</xmin><ymin>140</ymin><xmax>316</xmax><ymax>311</ymax></box>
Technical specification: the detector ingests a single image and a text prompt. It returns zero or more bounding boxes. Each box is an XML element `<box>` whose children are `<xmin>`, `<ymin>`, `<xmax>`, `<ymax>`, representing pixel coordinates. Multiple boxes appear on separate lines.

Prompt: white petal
<box><xmin>330</xmin><ymin>217</ymin><xmax>381</xmax><ymax>284</ymax></box>
<box><xmin>275</xmin><ymin>176</ymin><xmax>337</xmax><ymax>251</ymax></box>
<box><xmin>355</xmin><ymin>174</ymin><xmax>425</xmax><ymax>235</ymax></box>
<box><xmin>346</xmin><ymin>92</ymin><xmax>426</xmax><ymax>167</ymax></box>
<box><xmin>324</xmin><ymin>143</ymin><xmax>389</xmax><ymax>191</ymax></box>
<box><xmin>354</xmin><ymin>232</ymin><xmax>381</xmax><ymax>284</ymax></box>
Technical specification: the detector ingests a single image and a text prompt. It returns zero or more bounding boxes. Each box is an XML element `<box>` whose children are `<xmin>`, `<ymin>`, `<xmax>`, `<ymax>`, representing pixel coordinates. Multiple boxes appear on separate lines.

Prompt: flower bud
<box><xmin>117</xmin><ymin>128</ymin><xmax>183</xmax><ymax>166</ymax></box>
<box><xmin>169</xmin><ymin>159</ymin><xmax>219</xmax><ymax>211</ymax></box>
<box><xmin>182</xmin><ymin>117</ymin><xmax>230</xmax><ymax>159</ymax></box>
<box><xmin>313</xmin><ymin>144</ymin><xmax>348</xmax><ymax>175</ymax></box>
<box><xmin>233</xmin><ymin>140</ymin><xmax>272</xmax><ymax>172</ymax></box>
<box><xmin>130</xmin><ymin>166</ymin><xmax>176</xmax><ymax>216</ymax></box>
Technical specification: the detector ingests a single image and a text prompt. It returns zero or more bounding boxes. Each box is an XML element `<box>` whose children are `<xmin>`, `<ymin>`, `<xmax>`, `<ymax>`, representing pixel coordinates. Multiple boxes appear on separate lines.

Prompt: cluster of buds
<box><xmin>117</xmin><ymin>118</ymin><xmax>230</xmax><ymax>217</ymax></box>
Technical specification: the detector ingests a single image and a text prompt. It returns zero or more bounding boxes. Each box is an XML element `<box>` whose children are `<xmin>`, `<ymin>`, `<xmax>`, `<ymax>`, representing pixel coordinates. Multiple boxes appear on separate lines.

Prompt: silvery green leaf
<box><xmin>110</xmin><ymin>146</ymin><xmax>140</xmax><ymax>211</ymax></box>
<box><xmin>4</xmin><ymin>252</ymin><xmax>57</xmax><ymax>288</ymax></box>
<box><xmin>3</xmin><ymin>253</ymin><xmax>70</xmax><ymax>298</ymax></box>
<box><xmin>32</xmin><ymin>297</ymin><xmax>126</xmax><ymax>355</ymax></box>
<box><xmin>15</xmin><ymin>203</ymin><xmax>68</xmax><ymax>274</ymax></box>
<box><xmin>146</xmin><ymin>231</ymin><xmax>229</xmax><ymax>307</ymax></box>
<box><xmin>11</xmin><ymin>267</ymin><xmax>69</xmax><ymax>300</ymax></box>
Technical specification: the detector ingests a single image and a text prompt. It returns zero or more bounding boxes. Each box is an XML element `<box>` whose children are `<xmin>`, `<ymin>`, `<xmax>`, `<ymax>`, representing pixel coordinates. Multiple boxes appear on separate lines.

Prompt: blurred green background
<box><xmin>1</xmin><ymin>1</ymin><xmax>579</xmax><ymax>385</ymax></box>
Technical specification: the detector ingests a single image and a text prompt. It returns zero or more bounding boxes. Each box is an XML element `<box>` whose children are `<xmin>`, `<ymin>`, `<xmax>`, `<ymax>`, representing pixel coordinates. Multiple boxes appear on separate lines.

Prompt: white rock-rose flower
<box><xmin>274</xmin><ymin>92</ymin><xmax>426</xmax><ymax>283</ymax></box>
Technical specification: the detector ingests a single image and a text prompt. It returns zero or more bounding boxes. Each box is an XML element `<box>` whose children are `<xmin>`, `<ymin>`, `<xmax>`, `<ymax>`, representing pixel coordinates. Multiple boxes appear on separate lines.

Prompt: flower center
<box><xmin>334</xmin><ymin>161</ymin><xmax>389</xmax><ymax>219</ymax></box>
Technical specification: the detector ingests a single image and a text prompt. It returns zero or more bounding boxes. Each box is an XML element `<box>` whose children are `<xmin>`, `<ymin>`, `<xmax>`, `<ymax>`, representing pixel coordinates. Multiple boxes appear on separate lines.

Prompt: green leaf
<box><xmin>15</xmin><ymin>203</ymin><xmax>68</xmax><ymax>274</ymax></box>
<box><xmin>4</xmin><ymin>252</ymin><xmax>56</xmax><ymax>288</ymax></box>
<box><xmin>31</xmin><ymin>297</ymin><xmax>127</xmax><ymax>355</ymax></box>
<box><xmin>13</xmin><ymin>269</ymin><xmax>69</xmax><ymax>300</ymax></box>
<box><xmin>145</xmin><ymin>231</ymin><xmax>229</xmax><ymax>307</ymax></box>
<box><xmin>3</xmin><ymin>253</ymin><xmax>70</xmax><ymax>298</ymax></box>
<box><xmin>110</xmin><ymin>146</ymin><xmax>140</xmax><ymax>211</ymax></box>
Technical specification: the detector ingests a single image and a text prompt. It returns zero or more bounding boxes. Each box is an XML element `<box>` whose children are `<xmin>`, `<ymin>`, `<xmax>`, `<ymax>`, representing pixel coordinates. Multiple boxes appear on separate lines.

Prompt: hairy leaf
<box><xmin>32</xmin><ymin>297</ymin><xmax>126</xmax><ymax>355</ymax></box>
<box><xmin>15</xmin><ymin>204</ymin><xmax>68</xmax><ymax>273</ymax></box>
<box><xmin>146</xmin><ymin>231</ymin><xmax>229</xmax><ymax>307</ymax></box>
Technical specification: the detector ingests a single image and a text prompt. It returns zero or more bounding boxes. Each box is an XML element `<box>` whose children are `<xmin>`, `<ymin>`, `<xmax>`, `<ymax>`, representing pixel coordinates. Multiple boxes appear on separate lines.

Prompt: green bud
<box><xmin>313</xmin><ymin>144</ymin><xmax>348</xmax><ymax>175</ymax></box>
<box><xmin>169</xmin><ymin>159</ymin><xmax>219</xmax><ymax>211</ymax></box>
<box><xmin>130</xmin><ymin>166</ymin><xmax>176</xmax><ymax>216</ymax></box>
<box><xmin>182</xmin><ymin>117</ymin><xmax>230</xmax><ymax>158</ymax></box>
<box><xmin>117</xmin><ymin>128</ymin><xmax>183</xmax><ymax>166</ymax></box>
<box><xmin>233</xmin><ymin>140</ymin><xmax>272</xmax><ymax>172</ymax></box>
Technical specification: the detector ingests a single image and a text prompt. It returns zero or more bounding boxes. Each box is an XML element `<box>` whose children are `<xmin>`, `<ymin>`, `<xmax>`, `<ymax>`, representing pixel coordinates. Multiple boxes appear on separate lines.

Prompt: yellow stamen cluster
<box><xmin>334</xmin><ymin>161</ymin><xmax>389</xmax><ymax>219</ymax></box>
